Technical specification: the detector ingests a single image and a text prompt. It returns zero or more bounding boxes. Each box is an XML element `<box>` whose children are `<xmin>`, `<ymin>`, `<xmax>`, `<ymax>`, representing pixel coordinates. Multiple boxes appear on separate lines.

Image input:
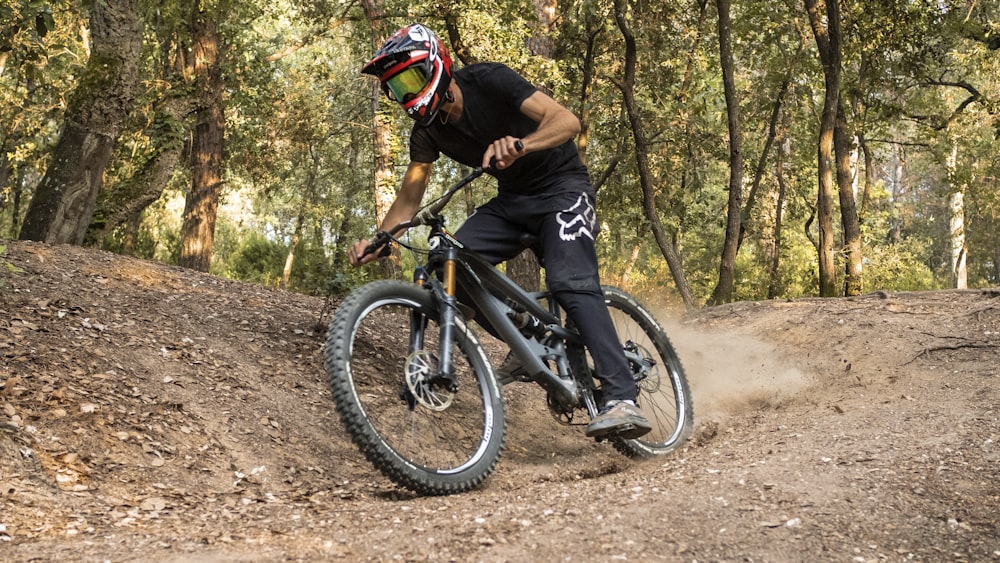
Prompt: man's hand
<box><xmin>348</xmin><ymin>239</ymin><xmax>380</xmax><ymax>267</ymax></box>
<box><xmin>483</xmin><ymin>137</ymin><xmax>526</xmax><ymax>170</ymax></box>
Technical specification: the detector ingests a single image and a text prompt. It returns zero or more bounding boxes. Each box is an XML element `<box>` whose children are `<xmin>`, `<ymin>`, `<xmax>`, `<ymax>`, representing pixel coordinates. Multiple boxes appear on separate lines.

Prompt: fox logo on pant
<box><xmin>558</xmin><ymin>194</ymin><xmax>597</xmax><ymax>242</ymax></box>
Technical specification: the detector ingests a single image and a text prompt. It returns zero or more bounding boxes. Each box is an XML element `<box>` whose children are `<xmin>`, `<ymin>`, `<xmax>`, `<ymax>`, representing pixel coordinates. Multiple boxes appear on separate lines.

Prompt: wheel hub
<box><xmin>626</xmin><ymin>341</ymin><xmax>661</xmax><ymax>393</ymax></box>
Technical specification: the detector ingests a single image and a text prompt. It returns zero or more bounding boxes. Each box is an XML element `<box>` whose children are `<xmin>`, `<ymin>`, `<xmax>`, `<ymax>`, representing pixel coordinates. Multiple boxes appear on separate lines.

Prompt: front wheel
<box><xmin>324</xmin><ymin>280</ymin><xmax>506</xmax><ymax>495</ymax></box>
<box><xmin>601</xmin><ymin>286</ymin><xmax>694</xmax><ymax>458</ymax></box>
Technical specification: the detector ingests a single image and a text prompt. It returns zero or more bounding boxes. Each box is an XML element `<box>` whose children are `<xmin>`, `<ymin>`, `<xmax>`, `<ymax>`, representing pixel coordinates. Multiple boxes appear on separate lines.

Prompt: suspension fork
<box><xmin>433</xmin><ymin>246</ymin><xmax>460</xmax><ymax>392</ymax></box>
<box><xmin>406</xmin><ymin>267</ymin><xmax>428</xmax><ymax>360</ymax></box>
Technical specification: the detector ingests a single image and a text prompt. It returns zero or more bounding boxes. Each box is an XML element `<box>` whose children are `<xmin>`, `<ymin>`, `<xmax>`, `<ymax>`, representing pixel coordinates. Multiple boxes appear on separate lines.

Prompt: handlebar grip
<box><xmin>361</xmin><ymin>231</ymin><xmax>392</xmax><ymax>259</ymax></box>
<box><xmin>360</xmin><ymin>242</ymin><xmax>379</xmax><ymax>260</ymax></box>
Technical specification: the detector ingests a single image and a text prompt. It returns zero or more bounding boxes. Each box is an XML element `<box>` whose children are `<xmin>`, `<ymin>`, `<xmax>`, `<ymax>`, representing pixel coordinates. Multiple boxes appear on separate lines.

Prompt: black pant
<box><xmin>454</xmin><ymin>189</ymin><xmax>636</xmax><ymax>403</ymax></box>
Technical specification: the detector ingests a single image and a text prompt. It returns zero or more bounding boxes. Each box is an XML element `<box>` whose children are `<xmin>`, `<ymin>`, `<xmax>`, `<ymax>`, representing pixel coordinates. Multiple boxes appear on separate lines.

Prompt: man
<box><xmin>348</xmin><ymin>23</ymin><xmax>651</xmax><ymax>440</ymax></box>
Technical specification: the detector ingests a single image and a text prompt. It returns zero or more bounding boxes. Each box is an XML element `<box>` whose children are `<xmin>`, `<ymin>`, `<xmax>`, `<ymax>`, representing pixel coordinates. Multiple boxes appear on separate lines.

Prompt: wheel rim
<box><xmin>345</xmin><ymin>298</ymin><xmax>496</xmax><ymax>474</ymax></box>
<box><xmin>607</xmin><ymin>301</ymin><xmax>687</xmax><ymax>449</ymax></box>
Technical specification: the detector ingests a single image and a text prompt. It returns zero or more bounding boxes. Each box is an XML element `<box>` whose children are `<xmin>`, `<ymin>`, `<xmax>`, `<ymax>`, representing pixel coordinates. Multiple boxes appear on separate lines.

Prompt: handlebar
<box><xmin>360</xmin><ymin>163</ymin><xmax>493</xmax><ymax>260</ymax></box>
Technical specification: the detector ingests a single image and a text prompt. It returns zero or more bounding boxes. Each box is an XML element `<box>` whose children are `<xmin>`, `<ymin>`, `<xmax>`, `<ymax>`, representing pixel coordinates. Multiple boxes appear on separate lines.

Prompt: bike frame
<box><xmin>335</xmin><ymin>164</ymin><xmax>693</xmax><ymax>495</ymax></box>
<box><xmin>363</xmin><ymin>167</ymin><xmax>597</xmax><ymax>417</ymax></box>
<box><xmin>422</xmin><ymin>228</ymin><xmax>591</xmax><ymax>412</ymax></box>
<box><xmin>367</xmin><ymin>165</ymin><xmax>600</xmax><ymax>416</ymax></box>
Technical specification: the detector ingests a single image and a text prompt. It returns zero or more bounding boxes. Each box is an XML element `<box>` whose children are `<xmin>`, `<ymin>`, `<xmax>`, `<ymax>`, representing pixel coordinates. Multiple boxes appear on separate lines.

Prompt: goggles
<box><xmin>383</xmin><ymin>67</ymin><xmax>428</xmax><ymax>103</ymax></box>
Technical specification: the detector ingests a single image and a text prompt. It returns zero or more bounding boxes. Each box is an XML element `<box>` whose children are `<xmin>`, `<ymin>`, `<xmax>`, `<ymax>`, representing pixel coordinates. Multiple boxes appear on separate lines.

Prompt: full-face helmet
<box><xmin>361</xmin><ymin>24</ymin><xmax>454</xmax><ymax>126</ymax></box>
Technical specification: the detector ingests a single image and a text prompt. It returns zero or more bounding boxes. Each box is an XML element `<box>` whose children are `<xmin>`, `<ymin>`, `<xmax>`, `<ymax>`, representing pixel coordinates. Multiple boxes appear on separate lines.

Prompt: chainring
<box><xmin>546</xmin><ymin>393</ymin><xmax>576</xmax><ymax>425</ymax></box>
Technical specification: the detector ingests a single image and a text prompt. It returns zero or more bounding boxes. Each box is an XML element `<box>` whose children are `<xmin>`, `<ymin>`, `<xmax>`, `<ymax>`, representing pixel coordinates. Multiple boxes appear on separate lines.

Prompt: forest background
<box><xmin>1</xmin><ymin>0</ymin><xmax>998</xmax><ymax>309</ymax></box>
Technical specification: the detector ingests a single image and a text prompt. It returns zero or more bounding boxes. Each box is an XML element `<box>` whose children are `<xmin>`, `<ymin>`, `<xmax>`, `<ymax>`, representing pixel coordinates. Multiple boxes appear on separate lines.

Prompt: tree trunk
<box><xmin>0</xmin><ymin>148</ymin><xmax>10</xmax><ymax>206</ymax></box>
<box><xmin>590</xmin><ymin>105</ymin><xmax>628</xmax><ymax>194</ymax></box>
<box><xmin>946</xmin><ymin>144</ymin><xmax>968</xmax><ymax>289</ymax></box>
<box><xmin>621</xmin><ymin>242</ymin><xmax>641</xmax><ymax>290</ymax></box>
<box><xmin>178</xmin><ymin>7</ymin><xmax>225</xmax><ymax>272</ymax></box>
<box><xmin>576</xmin><ymin>26</ymin><xmax>600</xmax><ymax>165</ymax></box>
<box><xmin>121</xmin><ymin>210</ymin><xmax>141</xmax><ymax>254</ymax></box>
<box><xmin>283</xmin><ymin>214</ymin><xmax>303</xmax><ymax>289</ymax></box>
<box><xmin>282</xmin><ymin>151</ymin><xmax>320</xmax><ymax>289</ymax></box>
<box><xmin>948</xmin><ymin>190</ymin><xmax>967</xmax><ymax>289</ymax></box>
<box><xmin>768</xmin><ymin>138</ymin><xmax>790</xmax><ymax>299</ymax></box>
<box><xmin>528</xmin><ymin>0</ymin><xmax>558</xmax><ymax>85</ymax></box>
<box><xmin>889</xmin><ymin>143</ymin><xmax>905</xmax><ymax>244</ymax></box>
<box><xmin>836</xmin><ymin>99</ymin><xmax>863</xmax><ymax>296</ymax></box>
<box><xmin>0</xmin><ymin>146</ymin><xmax>12</xmax><ymax>236</ymax></box>
<box><xmin>739</xmin><ymin>75</ymin><xmax>790</xmax><ymax>251</ymax></box>
<box><xmin>857</xmin><ymin>132</ymin><xmax>874</xmax><ymax>222</ymax></box>
<box><xmin>707</xmin><ymin>0</ymin><xmax>744</xmax><ymax>306</ymax></box>
<box><xmin>87</xmin><ymin>11</ymin><xmax>196</xmax><ymax>248</ymax></box>
<box><xmin>994</xmin><ymin>245</ymin><xmax>1000</xmax><ymax>286</ymax></box>
<box><xmin>805</xmin><ymin>0</ymin><xmax>841</xmax><ymax>297</ymax></box>
<box><xmin>87</xmin><ymin>95</ymin><xmax>193</xmax><ymax>246</ymax></box>
<box><xmin>18</xmin><ymin>0</ymin><xmax>141</xmax><ymax>244</ymax></box>
<box><xmin>330</xmin><ymin>130</ymin><xmax>364</xmax><ymax>281</ymax></box>
<box><xmin>3</xmin><ymin>161</ymin><xmax>26</xmax><ymax>239</ymax></box>
<box><xmin>359</xmin><ymin>0</ymin><xmax>401</xmax><ymax>280</ymax></box>
<box><xmin>613</xmin><ymin>0</ymin><xmax>697</xmax><ymax>310</ymax></box>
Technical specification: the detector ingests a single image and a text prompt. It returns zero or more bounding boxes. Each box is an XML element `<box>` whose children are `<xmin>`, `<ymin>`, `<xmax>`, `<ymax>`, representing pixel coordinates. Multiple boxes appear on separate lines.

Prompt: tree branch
<box><xmin>263</xmin><ymin>4</ymin><xmax>355</xmax><ymax>63</ymax></box>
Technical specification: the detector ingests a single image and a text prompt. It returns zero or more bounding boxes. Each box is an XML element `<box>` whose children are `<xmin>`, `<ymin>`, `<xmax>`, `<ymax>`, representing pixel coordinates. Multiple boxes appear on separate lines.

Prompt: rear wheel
<box><xmin>600</xmin><ymin>286</ymin><xmax>693</xmax><ymax>458</ymax></box>
<box><xmin>324</xmin><ymin>280</ymin><xmax>505</xmax><ymax>495</ymax></box>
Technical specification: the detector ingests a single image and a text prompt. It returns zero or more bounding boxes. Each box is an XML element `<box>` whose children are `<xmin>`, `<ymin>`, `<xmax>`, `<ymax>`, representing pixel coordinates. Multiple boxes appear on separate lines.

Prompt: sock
<box><xmin>607</xmin><ymin>399</ymin><xmax>636</xmax><ymax>408</ymax></box>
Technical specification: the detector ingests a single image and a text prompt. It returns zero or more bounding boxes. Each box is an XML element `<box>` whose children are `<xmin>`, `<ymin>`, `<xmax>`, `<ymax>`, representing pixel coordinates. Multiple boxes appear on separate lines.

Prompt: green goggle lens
<box><xmin>385</xmin><ymin>68</ymin><xmax>428</xmax><ymax>102</ymax></box>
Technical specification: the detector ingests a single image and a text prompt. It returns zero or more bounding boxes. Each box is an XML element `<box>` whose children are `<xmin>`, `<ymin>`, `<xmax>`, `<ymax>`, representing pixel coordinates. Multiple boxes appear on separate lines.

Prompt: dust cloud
<box><xmin>660</xmin><ymin>318</ymin><xmax>812</xmax><ymax>423</ymax></box>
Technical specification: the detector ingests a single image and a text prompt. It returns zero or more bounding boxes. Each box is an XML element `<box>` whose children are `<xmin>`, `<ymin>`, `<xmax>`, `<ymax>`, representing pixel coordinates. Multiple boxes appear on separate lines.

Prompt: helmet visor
<box><xmin>384</xmin><ymin>67</ymin><xmax>429</xmax><ymax>103</ymax></box>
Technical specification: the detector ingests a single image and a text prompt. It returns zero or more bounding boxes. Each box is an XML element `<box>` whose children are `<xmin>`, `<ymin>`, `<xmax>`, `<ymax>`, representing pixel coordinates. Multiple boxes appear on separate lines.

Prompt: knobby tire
<box><xmin>600</xmin><ymin>286</ymin><xmax>694</xmax><ymax>458</ymax></box>
<box><xmin>324</xmin><ymin>281</ymin><xmax>506</xmax><ymax>495</ymax></box>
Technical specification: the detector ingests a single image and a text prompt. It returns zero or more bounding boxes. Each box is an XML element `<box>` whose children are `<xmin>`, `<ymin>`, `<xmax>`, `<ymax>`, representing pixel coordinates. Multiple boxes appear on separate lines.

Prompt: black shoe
<box><xmin>496</xmin><ymin>351</ymin><xmax>529</xmax><ymax>384</ymax></box>
<box><xmin>585</xmin><ymin>401</ymin><xmax>652</xmax><ymax>440</ymax></box>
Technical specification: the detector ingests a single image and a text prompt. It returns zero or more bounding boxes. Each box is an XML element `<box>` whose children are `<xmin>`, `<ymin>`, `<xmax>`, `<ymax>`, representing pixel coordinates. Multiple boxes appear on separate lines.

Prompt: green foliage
<box><xmin>1</xmin><ymin>0</ymin><xmax>87</xmax><ymax>236</ymax></box>
<box><xmin>1</xmin><ymin>0</ymin><xmax>57</xmax><ymax>68</ymax></box>
<box><xmin>99</xmin><ymin>222</ymin><xmax>163</xmax><ymax>260</ymax></box>
<box><xmin>205</xmin><ymin>224</ymin><xmax>377</xmax><ymax>296</ymax></box>
<box><xmin>771</xmin><ymin>240</ymin><xmax>822</xmax><ymax>300</ymax></box>
<box><xmin>213</xmin><ymin>229</ymin><xmax>286</xmax><ymax>286</ymax></box>
<box><xmin>863</xmin><ymin>239</ymin><xmax>940</xmax><ymax>292</ymax></box>
<box><xmin>4</xmin><ymin>0</ymin><xmax>998</xmax><ymax>305</ymax></box>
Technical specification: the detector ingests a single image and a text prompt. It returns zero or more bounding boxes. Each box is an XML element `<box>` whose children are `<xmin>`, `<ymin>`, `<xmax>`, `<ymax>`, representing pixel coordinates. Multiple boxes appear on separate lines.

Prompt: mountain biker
<box><xmin>347</xmin><ymin>23</ymin><xmax>651</xmax><ymax>440</ymax></box>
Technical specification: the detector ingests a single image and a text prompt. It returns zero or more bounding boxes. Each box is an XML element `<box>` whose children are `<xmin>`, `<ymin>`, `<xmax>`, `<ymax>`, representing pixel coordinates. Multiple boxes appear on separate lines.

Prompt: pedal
<box><xmin>618</xmin><ymin>423</ymin><xmax>637</xmax><ymax>435</ymax></box>
<box><xmin>589</xmin><ymin>423</ymin><xmax>637</xmax><ymax>442</ymax></box>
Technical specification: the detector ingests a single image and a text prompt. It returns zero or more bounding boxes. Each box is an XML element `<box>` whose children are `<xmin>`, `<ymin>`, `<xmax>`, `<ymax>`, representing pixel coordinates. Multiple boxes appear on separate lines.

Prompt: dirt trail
<box><xmin>1</xmin><ymin>240</ymin><xmax>998</xmax><ymax>562</ymax></box>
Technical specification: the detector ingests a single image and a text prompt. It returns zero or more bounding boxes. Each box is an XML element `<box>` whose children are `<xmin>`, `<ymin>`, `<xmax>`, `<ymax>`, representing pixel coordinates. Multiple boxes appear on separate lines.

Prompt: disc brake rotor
<box><xmin>405</xmin><ymin>350</ymin><xmax>454</xmax><ymax>411</ymax></box>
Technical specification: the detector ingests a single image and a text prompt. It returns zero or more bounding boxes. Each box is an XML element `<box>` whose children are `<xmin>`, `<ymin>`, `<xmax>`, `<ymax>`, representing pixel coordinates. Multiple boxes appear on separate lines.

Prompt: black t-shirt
<box><xmin>409</xmin><ymin>63</ymin><xmax>590</xmax><ymax>196</ymax></box>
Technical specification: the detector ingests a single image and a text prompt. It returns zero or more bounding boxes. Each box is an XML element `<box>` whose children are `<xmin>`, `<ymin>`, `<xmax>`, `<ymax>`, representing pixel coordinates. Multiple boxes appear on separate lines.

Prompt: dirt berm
<box><xmin>1</xmin><ymin>240</ymin><xmax>997</xmax><ymax>561</ymax></box>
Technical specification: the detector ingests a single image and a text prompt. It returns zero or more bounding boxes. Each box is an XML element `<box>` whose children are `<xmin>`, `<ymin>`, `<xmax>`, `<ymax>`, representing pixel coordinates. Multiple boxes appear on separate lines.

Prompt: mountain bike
<box><xmin>323</xmin><ymin>165</ymin><xmax>693</xmax><ymax>495</ymax></box>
